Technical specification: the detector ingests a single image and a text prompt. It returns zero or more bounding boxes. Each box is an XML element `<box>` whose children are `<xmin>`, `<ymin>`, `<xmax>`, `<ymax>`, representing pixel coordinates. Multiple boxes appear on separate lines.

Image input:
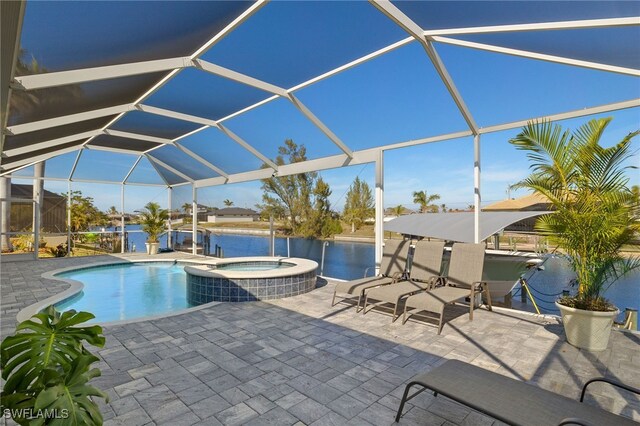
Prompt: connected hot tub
<box><xmin>184</xmin><ymin>257</ymin><xmax>318</xmax><ymax>304</ymax></box>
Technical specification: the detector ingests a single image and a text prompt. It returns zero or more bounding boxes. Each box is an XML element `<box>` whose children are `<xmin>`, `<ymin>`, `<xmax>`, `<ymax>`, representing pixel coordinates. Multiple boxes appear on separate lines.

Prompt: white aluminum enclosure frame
<box><xmin>1</xmin><ymin>1</ymin><xmax>639</xmax><ymax>266</ymax></box>
<box><xmin>2</xmin><ymin>10</ymin><xmax>637</xmax><ymax>175</ymax></box>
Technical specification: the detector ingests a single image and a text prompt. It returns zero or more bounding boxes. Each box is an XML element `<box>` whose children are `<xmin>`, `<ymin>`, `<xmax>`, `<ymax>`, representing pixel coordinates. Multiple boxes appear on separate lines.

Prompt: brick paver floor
<box><xmin>1</xmin><ymin>254</ymin><xmax>638</xmax><ymax>425</ymax></box>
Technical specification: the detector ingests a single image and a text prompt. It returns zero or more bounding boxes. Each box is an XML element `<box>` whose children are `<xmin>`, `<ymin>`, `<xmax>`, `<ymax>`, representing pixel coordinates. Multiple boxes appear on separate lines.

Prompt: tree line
<box><xmin>257</xmin><ymin>140</ymin><xmax>454</xmax><ymax>239</ymax></box>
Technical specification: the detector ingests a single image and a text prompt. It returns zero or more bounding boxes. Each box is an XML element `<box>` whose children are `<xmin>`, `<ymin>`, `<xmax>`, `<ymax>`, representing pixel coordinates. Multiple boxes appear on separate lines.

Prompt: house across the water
<box><xmin>207</xmin><ymin>207</ymin><xmax>259</xmax><ymax>223</ymax></box>
<box><xmin>483</xmin><ymin>193</ymin><xmax>551</xmax><ymax>233</ymax></box>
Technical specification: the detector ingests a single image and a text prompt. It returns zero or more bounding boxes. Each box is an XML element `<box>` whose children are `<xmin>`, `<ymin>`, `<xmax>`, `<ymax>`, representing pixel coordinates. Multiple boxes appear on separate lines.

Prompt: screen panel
<box><xmin>203</xmin><ymin>1</ymin><xmax>407</xmax><ymax>88</ymax></box>
<box><xmin>145</xmin><ymin>68</ymin><xmax>272</xmax><ymax>121</ymax></box>
<box><xmin>126</xmin><ymin>156</ymin><xmax>166</xmax><ymax>185</ymax></box>
<box><xmin>72</xmin><ymin>149</ymin><xmax>137</xmax><ymax>182</ymax></box>
<box><xmin>43</xmin><ymin>152</ymin><xmax>79</xmax><ymax>179</ymax></box>
<box><xmin>149</xmin><ymin>145</ymin><xmax>220</xmax><ymax>181</ymax></box>
<box><xmin>155</xmin><ymin>166</ymin><xmax>189</xmax><ymax>186</ymax></box>
<box><xmin>436</xmin><ymin>42</ymin><xmax>640</xmax><ymax>127</ymax></box>
<box><xmin>176</xmin><ymin>127</ymin><xmax>264</xmax><ymax>174</ymax></box>
<box><xmin>3</xmin><ymin>142</ymin><xmax>83</xmax><ymax>171</ymax></box>
<box><xmin>88</xmin><ymin>134</ymin><xmax>162</xmax><ymax>153</ymax></box>
<box><xmin>394</xmin><ymin>1</ymin><xmax>640</xmax><ymax>30</ymax></box>
<box><xmin>8</xmin><ymin>73</ymin><xmax>165</xmax><ymax>126</ymax></box>
<box><xmin>110</xmin><ymin>110</ymin><xmax>201</xmax><ymax>139</ymax></box>
<box><xmin>4</xmin><ymin>117</ymin><xmax>114</xmax><ymax>153</ymax></box>
<box><xmin>384</xmin><ymin>135</ymin><xmax>475</xmax><ymax>211</ymax></box>
<box><xmin>222</xmin><ymin>98</ymin><xmax>344</xmax><ymax>163</ymax></box>
<box><xmin>295</xmin><ymin>42</ymin><xmax>469</xmax><ymax>150</ymax></box>
<box><xmin>450</xmin><ymin>26</ymin><xmax>640</xmax><ymax>70</ymax></box>
<box><xmin>18</xmin><ymin>1</ymin><xmax>252</xmax><ymax>74</ymax></box>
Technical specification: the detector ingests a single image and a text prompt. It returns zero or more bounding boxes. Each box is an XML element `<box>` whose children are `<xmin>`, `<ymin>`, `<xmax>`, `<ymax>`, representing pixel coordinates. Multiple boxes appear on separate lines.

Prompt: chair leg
<box><xmin>331</xmin><ymin>291</ymin><xmax>337</xmax><ymax>307</ymax></box>
<box><xmin>356</xmin><ymin>292</ymin><xmax>363</xmax><ymax>313</ymax></box>
<box><xmin>469</xmin><ymin>298</ymin><xmax>474</xmax><ymax>321</ymax></box>
<box><xmin>362</xmin><ymin>294</ymin><xmax>370</xmax><ymax>315</ymax></box>
<box><xmin>437</xmin><ymin>306</ymin><xmax>446</xmax><ymax>335</ymax></box>
<box><xmin>484</xmin><ymin>285</ymin><xmax>493</xmax><ymax>312</ymax></box>
<box><xmin>395</xmin><ymin>383</ymin><xmax>416</xmax><ymax>422</ymax></box>
<box><xmin>402</xmin><ymin>305</ymin><xmax>409</xmax><ymax>325</ymax></box>
<box><xmin>392</xmin><ymin>300</ymin><xmax>399</xmax><ymax>323</ymax></box>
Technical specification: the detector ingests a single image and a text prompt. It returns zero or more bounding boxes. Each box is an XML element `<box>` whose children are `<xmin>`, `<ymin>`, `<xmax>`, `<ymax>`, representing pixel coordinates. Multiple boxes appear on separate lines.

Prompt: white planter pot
<box><xmin>556</xmin><ymin>302</ymin><xmax>619</xmax><ymax>351</ymax></box>
<box><xmin>145</xmin><ymin>242</ymin><xmax>160</xmax><ymax>255</ymax></box>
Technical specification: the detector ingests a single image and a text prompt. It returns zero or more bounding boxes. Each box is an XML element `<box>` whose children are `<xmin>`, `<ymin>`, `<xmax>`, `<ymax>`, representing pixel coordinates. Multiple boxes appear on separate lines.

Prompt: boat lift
<box><xmin>170</xmin><ymin>226</ymin><xmax>211</xmax><ymax>256</ymax></box>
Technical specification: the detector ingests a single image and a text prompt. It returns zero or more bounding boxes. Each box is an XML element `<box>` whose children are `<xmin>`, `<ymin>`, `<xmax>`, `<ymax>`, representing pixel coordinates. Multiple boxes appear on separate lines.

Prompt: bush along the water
<box><xmin>1</xmin><ymin>306</ymin><xmax>108</xmax><ymax>425</ymax></box>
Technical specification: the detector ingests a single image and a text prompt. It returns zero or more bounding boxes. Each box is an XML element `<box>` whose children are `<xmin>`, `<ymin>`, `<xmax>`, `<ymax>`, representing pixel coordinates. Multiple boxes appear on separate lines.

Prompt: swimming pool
<box><xmin>55</xmin><ymin>262</ymin><xmax>189</xmax><ymax>323</ymax></box>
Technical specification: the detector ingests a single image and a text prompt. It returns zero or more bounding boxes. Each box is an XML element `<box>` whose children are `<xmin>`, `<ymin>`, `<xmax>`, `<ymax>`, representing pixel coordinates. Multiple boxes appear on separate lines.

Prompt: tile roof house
<box><xmin>483</xmin><ymin>193</ymin><xmax>552</xmax><ymax>233</ymax></box>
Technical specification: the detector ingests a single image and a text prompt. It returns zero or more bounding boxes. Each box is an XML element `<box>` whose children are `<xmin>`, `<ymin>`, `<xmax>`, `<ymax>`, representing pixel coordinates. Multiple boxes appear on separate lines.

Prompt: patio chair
<box><xmin>395</xmin><ymin>359</ymin><xmax>639</xmax><ymax>425</ymax></box>
<box><xmin>402</xmin><ymin>243</ymin><xmax>491</xmax><ymax>334</ymax></box>
<box><xmin>331</xmin><ymin>239</ymin><xmax>409</xmax><ymax>312</ymax></box>
<box><xmin>362</xmin><ymin>240</ymin><xmax>445</xmax><ymax>321</ymax></box>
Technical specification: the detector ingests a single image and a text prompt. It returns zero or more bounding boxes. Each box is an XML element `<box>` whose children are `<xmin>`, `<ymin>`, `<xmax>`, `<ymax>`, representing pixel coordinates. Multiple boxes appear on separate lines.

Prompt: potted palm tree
<box><xmin>511</xmin><ymin>118</ymin><xmax>639</xmax><ymax>351</ymax></box>
<box><xmin>140</xmin><ymin>202</ymin><xmax>168</xmax><ymax>255</ymax></box>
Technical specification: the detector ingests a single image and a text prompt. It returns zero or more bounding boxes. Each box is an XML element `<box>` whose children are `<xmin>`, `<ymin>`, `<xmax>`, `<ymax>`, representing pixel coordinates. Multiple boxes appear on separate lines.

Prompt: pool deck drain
<box><xmin>1</xmin><ymin>254</ymin><xmax>639</xmax><ymax>425</ymax></box>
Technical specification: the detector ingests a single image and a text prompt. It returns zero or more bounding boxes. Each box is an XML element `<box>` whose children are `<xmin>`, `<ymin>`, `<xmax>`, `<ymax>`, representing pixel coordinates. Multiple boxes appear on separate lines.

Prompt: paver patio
<box><xmin>1</xmin><ymin>254</ymin><xmax>639</xmax><ymax>425</ymax></box>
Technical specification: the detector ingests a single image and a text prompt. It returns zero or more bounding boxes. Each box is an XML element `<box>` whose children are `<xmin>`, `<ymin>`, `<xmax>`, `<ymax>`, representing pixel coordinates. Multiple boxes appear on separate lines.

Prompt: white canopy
<box><xmin>384</xmin><ymin>211</ymin><xmax>550</xmax><ymax>243</ymax></box>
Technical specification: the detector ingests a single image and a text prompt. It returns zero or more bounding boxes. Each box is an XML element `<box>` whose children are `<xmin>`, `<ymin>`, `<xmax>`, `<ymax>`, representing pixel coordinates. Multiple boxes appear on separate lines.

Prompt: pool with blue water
<box><xmin>56</xmin><ymin>262</ymin><xmax>188</xmax><ymax>323</ymax></box>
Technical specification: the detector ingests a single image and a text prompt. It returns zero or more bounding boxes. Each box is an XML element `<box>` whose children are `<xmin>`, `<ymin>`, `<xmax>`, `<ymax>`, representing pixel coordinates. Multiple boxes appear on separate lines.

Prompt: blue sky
<box><xmin>11</xmin><ymin>1</ymin><xmax>640</xmax><ymax>214</ymax></box>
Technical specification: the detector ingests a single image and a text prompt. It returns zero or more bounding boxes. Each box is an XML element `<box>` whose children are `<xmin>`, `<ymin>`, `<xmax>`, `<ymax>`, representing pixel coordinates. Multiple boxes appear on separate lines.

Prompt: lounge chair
<box><xmin>331</xmin><ymin>239</ymin><xmax>409</xmax><ymax>311</ymax></box>
<box><xmin>402</xmin><ymin>243</ymin><xmax>491</xmax><ymax>334</ymax></box>
<box><xmin>362</xmin><ymin>240</ymin><xmax>445</xmax><ymax>321</ymax></box>
<box><xmin>395</xmin><ymin>359</ymin><xmax>639</xmax><ymax>425</ymax></box>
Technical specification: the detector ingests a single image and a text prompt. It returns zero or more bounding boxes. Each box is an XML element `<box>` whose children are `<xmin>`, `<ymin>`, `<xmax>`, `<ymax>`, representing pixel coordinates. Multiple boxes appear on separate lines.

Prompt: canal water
<box><xmin>113</xmin><ymin>225</ymin><xmax>639</xmax><ymax>317</ymax></box>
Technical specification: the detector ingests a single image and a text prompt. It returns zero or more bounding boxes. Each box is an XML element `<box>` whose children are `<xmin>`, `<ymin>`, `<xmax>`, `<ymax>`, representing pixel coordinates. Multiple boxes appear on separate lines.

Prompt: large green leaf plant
<box><xmin>1</xmin><ymin>306</ymin><xmax>108</xmax><ymax>425</ymax></box>
<box><xmin>510</xmin><ymin>118</ymin><xmax>640</xmax><ymax>311</ymax></box>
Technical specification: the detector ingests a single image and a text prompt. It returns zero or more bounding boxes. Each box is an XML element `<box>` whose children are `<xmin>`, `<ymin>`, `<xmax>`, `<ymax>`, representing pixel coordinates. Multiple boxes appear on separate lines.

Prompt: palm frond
<box><xmin>509</xmin><ymin>120</ymin><xmax>575</xmax><ymax>190</ymax></box>
<box><xmin>510</xmin><ymin>118</ymin><xmax>639</xmax><ymax>303</ymax></box>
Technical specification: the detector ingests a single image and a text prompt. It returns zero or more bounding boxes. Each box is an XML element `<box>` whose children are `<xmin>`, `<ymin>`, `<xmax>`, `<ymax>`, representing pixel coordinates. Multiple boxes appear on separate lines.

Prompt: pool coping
<box><xmin>184</xmin><ymin>256</ymin><xmax>318</xmax><ymax>279</ymax></box>
<box><xmin>17</xmin><ymin>256</ymin><xmax>224</xmax><ymax>326</ymax></box>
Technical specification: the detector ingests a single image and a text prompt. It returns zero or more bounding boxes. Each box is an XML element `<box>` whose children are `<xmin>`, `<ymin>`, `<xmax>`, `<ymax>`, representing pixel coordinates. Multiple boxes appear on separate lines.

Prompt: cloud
<box><xmin>481</xmin><ymin>168</ymin><xmax>527</xmax><ymax>183</ymax></box>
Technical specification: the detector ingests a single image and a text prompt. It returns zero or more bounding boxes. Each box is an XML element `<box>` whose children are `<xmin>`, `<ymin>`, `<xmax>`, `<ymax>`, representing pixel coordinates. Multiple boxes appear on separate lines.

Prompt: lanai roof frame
<box><xmin>0</xmin><ymin>0</ymin><xmax>638</xmax><ymax>260</ymax></box>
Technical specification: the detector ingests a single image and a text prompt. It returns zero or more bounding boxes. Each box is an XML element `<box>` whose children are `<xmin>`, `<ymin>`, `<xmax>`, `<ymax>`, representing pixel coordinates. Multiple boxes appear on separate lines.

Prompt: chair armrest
<box><xmin>580</xmin><ymin>377</ymin><xmax>640</xmax><ymax>402</ymax></box>
<box><xmin>425</xmin><ymin>276</ymin><xmax>442</xmax><ymax>290</ymax></box>
<box><xmin>466</xmin><ymin>281</ymin><xmax>487</xmax><ymax>297</ymax></box>
<box><xmin>557</xmin><ymin>418</ymin><xmax>596</xmax><ymax>426</ymax></box>
<box><xmin>363</xmin><ymin>266</ymin><xmax>375</xmax><ymax>278</ymax></box>
<box><xmin>433</xmin><ymin>276</ymin><xmax>447</xmax><ymax>287</ymax></box>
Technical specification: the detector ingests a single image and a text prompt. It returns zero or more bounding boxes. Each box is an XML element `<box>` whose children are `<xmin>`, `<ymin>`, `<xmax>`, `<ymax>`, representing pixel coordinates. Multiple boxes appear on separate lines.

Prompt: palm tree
<box><xmin>631</xmin><ymin>185</ymin><xmax>640</xmax><ymax>218</ymax></box>
<box><xmin>223</xmin><ymin>199</ymin><xmax>234</xmax><ymax>207</ymax></box>
<box><xmin>506</xmin><ymin>183</ymin><xmax>518</xmax><ymax>199</ymax></box>
<box><xmin>392</xmin><ymin>205</ymin><xmax>404</xmax><ymax>217</ymax></box>
<box><xmin>440</xmin><ymin>204</ymin><xmax>447</xmax><ymax>213</ymax></box>
<box><xmin>139</xmin><ymin>202</ymin><xmax>169</xmax><ymax>243</ymax></box>
<box><xmin>511</xmin><ymin>118</ymin><xmax>640</xmax><ymax>308</ymax></box>
<box><xmin>181</xmin><ymin>203</ymin><xmax>191</xmax><ymax>216</ymax></box>
<box><xmin>412</xmin><ymin>190</ymin><xmax>440</xmax><ymax>213</ymax></box>
<box><xmin>107</xmin><ymin>206</ymin><xmax>118</xmax><ymax>216</ymax></box>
